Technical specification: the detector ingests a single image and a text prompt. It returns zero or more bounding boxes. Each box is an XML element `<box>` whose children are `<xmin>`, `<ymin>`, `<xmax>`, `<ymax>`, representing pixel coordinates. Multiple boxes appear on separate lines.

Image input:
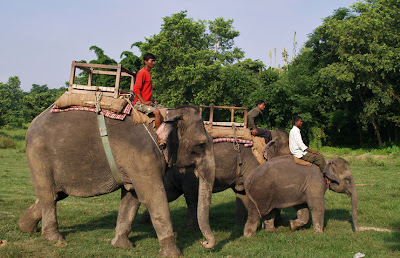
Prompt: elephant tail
<box><xmin>244</xmin><ymin>178</ymin><xmax>262</xmax><ymax>219</ymax></box>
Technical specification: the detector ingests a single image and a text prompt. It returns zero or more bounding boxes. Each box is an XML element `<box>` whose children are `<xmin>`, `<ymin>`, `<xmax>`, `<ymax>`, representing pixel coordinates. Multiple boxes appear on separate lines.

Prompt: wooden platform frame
<box><xmin>199</xmin><ymin>105</ymin><xmax>248</xmax><ymax>128</ymax></box>
<box><xmin>68</xmin><ymin>61</ymin><xmax>136</xmax><ymax>98</ymax></box>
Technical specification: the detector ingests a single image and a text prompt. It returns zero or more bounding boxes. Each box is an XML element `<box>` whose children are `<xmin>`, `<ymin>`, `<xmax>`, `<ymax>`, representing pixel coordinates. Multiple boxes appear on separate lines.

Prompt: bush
<box><xmin>0</xmin><ymin>136</ymin><xmax>15</xmax><ymax>149</ymax></box>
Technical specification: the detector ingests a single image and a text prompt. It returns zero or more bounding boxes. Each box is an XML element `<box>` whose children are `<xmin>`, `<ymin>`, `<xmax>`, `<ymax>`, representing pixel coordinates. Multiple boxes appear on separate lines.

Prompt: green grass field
<box><xmin>0</xmin><ymin>128</ymin><xmax>399</xmax><ymax>257</ymax></box>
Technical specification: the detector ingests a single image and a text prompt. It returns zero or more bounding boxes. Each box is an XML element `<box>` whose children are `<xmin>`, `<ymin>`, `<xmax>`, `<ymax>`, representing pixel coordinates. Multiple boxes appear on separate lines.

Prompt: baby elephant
<box><xmin>244</xmin><ymin>156</ymin><xmax>358</xmax><ymax>237</ymax></box>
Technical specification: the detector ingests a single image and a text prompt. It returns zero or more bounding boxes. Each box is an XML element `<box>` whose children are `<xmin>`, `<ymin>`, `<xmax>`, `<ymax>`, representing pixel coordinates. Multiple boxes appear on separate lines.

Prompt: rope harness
<box><xmin>232</xmin><ymin>124</ymin><xmax>242</xmax><ymax>166</ymax></box>
<box><xmin>125</xmin><ymin>98</ymin><xmax>163</xmax><ymax>155</ymax></box>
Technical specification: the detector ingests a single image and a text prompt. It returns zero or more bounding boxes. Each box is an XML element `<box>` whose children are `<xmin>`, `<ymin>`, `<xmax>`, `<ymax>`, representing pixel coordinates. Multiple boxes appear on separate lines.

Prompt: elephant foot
<box><xmin>243</xmin><ymin>229</ymin><xmax>256</xmax><ymax>238</ymax></box>
<box><xmin>111</xmin><ymin>234</ymin><xmax>134</xmax><ymax>248</ymax></box>
<box><xmin>261</xmin><ymin>221</ymin><xmax>277</xmax><ymax>232</ymax></box>
<box><xmin>159</xmin><ymin>236</ymin><xmax>182</xmax><ymax>257</ymax></box>
<box><xmin>313</xmin><ymin>224</ymin><xmax>323</xmax><ymax>233</ymax></box>
<box><xmin>243</xmin><ymin>224</ymin><xmax>257</xmax><ymax>238</ymax></box>
<box><xmin>42</xmin><ymin>231</ymin><xmax>64</xmax><ymax>241</ymax></box>
<box><xmin>289</xmin><ymin>220</ymin><xmax>299</xmax><ymax>232</ymax></box>
<box><xmin>18</xmin><ymin>218</ymin><xmax>39</xmax><ymax>233</ymax></box>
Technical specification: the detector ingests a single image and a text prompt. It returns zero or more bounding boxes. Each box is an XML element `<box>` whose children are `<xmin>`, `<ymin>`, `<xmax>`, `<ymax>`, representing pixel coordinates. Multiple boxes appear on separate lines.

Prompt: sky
<box><xmin>0</xmin><ymin>0</ymin><xmax>357</xmax><ymax>91</ymax></box>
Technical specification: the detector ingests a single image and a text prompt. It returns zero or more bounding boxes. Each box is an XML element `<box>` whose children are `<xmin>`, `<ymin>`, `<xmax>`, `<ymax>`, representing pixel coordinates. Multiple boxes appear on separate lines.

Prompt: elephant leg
<box><xmin>140</xmin><ymin>168</ymin><xmax>184</xmax><ymax>226</ymax></box>
<box><xmin>132</xmin><ymin>172</ymin><xmax>182</xmax><ymax>257</ymax></box>
<box><xmin>181</xmin><ymin>171</ymin><xmax>200</xmax><ymax>231</ymax></box>
<box><xmin>40</xmin><ymin>197</ymin><xmax>63</xmax><ymax>241</ymax></box>
<box><xmin>261</xmin><ymin>209</ymin><xmax>280</xmax><ymax>232</ymax></box>
<box><xmin>18</xmin><ymin>199</ymin><xmax>42</xmax><ymax>233</ymax></box>
<box><xmin>235</xmin><ymin>193</ymin><xmax>248</xmax><ymax>226</ymax></box>
<box><xmin>18</xmin><ymin>192</ymin><xmax>68</xmax><ymax>234</ymax></box>
<box><xmin>112</xmin><ymin>188</ymin><xmax>141</xmax><ymax>248</ymax></box>
<box><xmin>243</xmin><ymin>201</ymin><xmax>261</xmax><ymax>237</ymax></box>
<box><xmin>289</xmin><ymin>205</ymin><xmax>309</xmax><ymax>231</ymax></box>
<box><xmin>184</xmin><ymin>193</ymin><xmax>199</xmax><ymax>230</ymax></box>
<box><xmin>309</xmin><ymin>199</ymin><xmax>325</xmax><ymax>233</ymax></box>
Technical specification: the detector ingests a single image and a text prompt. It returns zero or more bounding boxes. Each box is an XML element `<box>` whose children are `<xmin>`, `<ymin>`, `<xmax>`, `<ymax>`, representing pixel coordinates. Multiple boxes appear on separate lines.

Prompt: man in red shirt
<box><xmin>133</xmin><ymin>53</ymin><xmax>162</xmax><ymax>129</ymax></box>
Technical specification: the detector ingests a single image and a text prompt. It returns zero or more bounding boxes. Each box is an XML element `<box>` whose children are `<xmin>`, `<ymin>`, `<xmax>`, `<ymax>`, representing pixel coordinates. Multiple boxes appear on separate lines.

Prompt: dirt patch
<box><xmin>0</xmin><ymin>240</ymin><xmax>7</xmax><ymax>247</ymax></box>
<box><xmin>358</xmin><ymin>226</ymin><xmax>392</xmax><ymax>233</ymax></box>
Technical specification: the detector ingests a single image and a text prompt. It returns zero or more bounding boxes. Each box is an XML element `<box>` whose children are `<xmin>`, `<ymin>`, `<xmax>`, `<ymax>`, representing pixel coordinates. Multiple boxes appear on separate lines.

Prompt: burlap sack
<box><xmin>204</xmin><ymin>125</ymin><xmax>252</xmax><ymax>140</ymax></box>
<box><xmin>131</xmin><ymin>107</ymin><xmax>168</xmax><ymax>130</ymax></box>
<box><xmin>55</xmin><ymin>92</ymin><xmax>127</xmax><ymax>113</ymax></box>
<box><xmin>251</xmin><ymin>135</ymin><xmax>267</xmax><ymax>164</ymax></box>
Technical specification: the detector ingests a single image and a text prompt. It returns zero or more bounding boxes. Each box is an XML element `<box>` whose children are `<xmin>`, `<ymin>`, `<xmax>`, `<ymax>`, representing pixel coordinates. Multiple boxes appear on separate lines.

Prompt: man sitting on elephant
<box><xmin>289</xmin><ymin>115</ymin><xmax>326</xmax><ymax>173</ymax></box>
<box><xmin>247</xmin><ymin>100</ymin><xmax>272</xmax><ymax>144</ymax></box>
<box><xmin>133</xmin><ymin>53</ymin><xmax>163</xmax><ymax>130</ymax></box>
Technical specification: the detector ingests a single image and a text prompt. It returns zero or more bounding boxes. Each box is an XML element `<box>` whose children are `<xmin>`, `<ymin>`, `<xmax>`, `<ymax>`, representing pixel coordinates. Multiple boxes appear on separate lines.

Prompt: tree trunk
<box><xmin>358</xmin><ymin>122</ymin><xmax>364</xmax><ymax>148</ymax></box>
<box><xmin>371</xmin><ymin>118</ymin><xmax>383</xmax><ymax>147</ymax></box>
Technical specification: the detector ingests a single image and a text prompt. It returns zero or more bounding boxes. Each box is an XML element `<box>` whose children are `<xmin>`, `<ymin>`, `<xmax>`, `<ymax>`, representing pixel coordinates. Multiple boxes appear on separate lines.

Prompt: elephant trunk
<box><xmin>350</xmin><ymin>186</ymin><xmax>359</xmax><ymax>232</ymax></box>
<box><xmin>196</xmin><ymin>143</ymin><xmax>216</xmax><ymax>249</ymax></box>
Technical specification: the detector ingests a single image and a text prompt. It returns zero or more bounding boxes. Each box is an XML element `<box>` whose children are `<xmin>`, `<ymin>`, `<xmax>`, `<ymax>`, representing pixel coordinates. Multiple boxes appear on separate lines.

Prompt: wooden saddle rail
<box><xmin>199</xmin><ymin>105</ymin><xmax>248</xmax><ymax>128</ymax></box>
<box><xmin>68</xmin><ymin>61</ymin><xmax>136</xmax><ymax>98</ymax></box>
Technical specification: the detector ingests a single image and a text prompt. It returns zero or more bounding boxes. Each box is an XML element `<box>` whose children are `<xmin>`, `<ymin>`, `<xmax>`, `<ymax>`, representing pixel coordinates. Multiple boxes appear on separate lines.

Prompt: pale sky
<box><xmin>0</xmin><ymin>0</ymin><xmax>357</xmax><ymax>91</ymax></box>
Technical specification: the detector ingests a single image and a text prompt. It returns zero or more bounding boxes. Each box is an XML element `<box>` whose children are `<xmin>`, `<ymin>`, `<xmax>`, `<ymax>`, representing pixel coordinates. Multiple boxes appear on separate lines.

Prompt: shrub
<box><xmin>0</xmin><ymin>136</ymin><xmax>15</xmax><ymax>149</ymax></box>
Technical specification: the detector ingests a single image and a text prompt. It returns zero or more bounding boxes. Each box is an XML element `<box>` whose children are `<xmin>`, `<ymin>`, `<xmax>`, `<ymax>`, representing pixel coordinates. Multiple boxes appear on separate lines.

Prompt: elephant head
<box><xmin>263</xmin><ymin>130</ymin><xmax>291</xmax><ymax>160</ymax></box>
<box><xmin>324</xmin><ymin>158</ymin><xmax>358</xmax><ymax>232</ymax></box>
<box><xmin>157</xmin><ymin>106</ymin><xmax>216</xmax><ymax>248</ymax></box>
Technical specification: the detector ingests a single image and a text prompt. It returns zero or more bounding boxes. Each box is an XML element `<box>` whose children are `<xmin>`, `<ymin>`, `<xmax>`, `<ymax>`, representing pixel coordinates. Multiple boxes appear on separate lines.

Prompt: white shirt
<box><xmin>289</xmin><ymin>126</ymin><xmax>308</xmax><ymax>158</ymax></box>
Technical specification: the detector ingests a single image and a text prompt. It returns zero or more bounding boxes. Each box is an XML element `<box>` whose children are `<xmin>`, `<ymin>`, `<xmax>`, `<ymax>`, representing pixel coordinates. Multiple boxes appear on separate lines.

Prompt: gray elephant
<box><xmin>141</xmin><ymin>130</ymin><xmax>290</xmax><ymax>229</ymax></box>
<box><xmin>17</xmin><ymin>106</ymin><xmax>215</xmax><ymax>256</ymax></box>
<box><xmin>243</xmin><ymin>156</ymin><xmax>358</xmax><ymax>237</ymax></box>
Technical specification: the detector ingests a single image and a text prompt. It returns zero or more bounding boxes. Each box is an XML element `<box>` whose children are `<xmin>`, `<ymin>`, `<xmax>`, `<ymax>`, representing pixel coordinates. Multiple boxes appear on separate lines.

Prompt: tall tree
<box><xmin>303</xmin><ymin>1</ymin><xmax>400</xmax><ymax>146</ymax></box>
<box><xmin>0</xmin><ymin>76</ymin><xmax>24</xmax><ymax>127</ymax></box>
<box><xmin>135</xmin><ymin>11</ymin><xmax>245</xmax><ymax>108</ymax></box>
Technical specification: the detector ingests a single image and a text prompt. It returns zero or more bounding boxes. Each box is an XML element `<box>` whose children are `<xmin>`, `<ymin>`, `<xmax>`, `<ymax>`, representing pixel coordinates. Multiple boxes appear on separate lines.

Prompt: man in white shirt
<box><xmin>289</xmin><ymin>115</ymin><xmax>326</xmax><ymax>173</ymax></box>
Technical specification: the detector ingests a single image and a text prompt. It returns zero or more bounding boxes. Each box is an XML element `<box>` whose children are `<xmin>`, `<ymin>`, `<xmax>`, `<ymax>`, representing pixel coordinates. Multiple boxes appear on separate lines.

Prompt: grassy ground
<box><xmin>0</xmin><ymin>128</ymin><xmax>399</xmax><ymax>257</ymax></box>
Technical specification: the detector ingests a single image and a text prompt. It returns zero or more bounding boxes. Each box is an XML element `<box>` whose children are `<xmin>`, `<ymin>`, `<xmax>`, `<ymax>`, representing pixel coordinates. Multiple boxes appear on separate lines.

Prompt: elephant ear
<box><xmin>262</xmin><ymin>137</ymin><xmax>278</xmax><ymax>160</ymax></box>
<box><xmin>156</xmin><ymin>110</ymin><xmax>182</xmax><ymax>167</ymax></box>
<box><xmin>324</xmin><ymin>160</ymin><xmax>340</xmax><ymax>183</ymax></box>
<box><xmin>156</xmin><ymin>110</ymin><xmax>183</xmax><ymax>142</ymax></box>
<box><xmin>164</xmin><ymin>109</ymin><xmax>183</xmax><ymax>122</ymax></box>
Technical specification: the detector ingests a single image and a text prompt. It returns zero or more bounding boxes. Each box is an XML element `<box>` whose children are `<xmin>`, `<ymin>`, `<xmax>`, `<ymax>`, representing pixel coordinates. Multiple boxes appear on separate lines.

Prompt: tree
<box><xmin>20</xmin><ymin>84</ymin><xmax>66</xmax><ymax>122</ymax></box>
<box><xmin>298</xmin><ymin>1</ymin><xmax>400</xmax><ymax>147</ymax></box>
<box><xmin>0</xmin><ymin>76</ymin><xmax>24</xmax><ymax>127</ymax></box>
<box><xmin>135</xmin><ymin>11</ymin><xmax>245</xmax><ymax>108</ymax></box>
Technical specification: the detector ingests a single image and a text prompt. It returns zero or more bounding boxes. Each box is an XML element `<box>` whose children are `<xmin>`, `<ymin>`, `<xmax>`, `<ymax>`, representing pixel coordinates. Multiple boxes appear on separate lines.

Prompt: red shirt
<box><xmin>133</xmin><ymin>67</ymin><xmax>153</xmax><ymax>104</ymax></box>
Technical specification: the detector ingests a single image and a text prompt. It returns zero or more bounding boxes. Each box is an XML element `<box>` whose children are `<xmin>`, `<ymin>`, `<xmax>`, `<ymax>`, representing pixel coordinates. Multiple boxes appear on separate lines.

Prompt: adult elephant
<box><xmin>141</xmin><ymin>130</ymin><xmax>289</xmax><ymax>229</ymax></box>
<box><xmin>243</xmin><ymin>156</ymin><xmax>358</xmax><ymax>237</ymax></box>
<box><xmin>17</xmin><ymin>106</ymin><xmax>215</xmax><ymax>257</ymax></box>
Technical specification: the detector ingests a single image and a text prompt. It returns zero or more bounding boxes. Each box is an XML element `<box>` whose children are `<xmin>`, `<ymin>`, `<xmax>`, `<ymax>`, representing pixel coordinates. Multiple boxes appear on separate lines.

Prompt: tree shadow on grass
<box><xmin>385</xmin><ymin>223</ymin><xmax>400</xmax><ymax>251</ymax></box>
<box><xmin>171</xmin><ymin>200</ymin><xmax>243</xmax><ymax>251</ymax></box>
<box><xmin>59</xmin><ymin>210</ymin><xmax>158</xmax><ymax>243</ymax></box>
<box><xmin>0</xmin><ymin>131</ymin><xmax>25</xmax><ymax>142</ymax></box>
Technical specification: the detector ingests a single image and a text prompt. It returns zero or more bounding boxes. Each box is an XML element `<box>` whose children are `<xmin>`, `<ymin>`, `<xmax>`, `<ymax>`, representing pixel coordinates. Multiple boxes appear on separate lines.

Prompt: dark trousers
<box><xmin>301</xmin><ymin>152</ymin><xmax>326</xmax><ymax>173</ymax></box>
<box><xmin>256</xmin><ymin>127</ymin><xmax>272</xmax><ymax>144</ymax></box>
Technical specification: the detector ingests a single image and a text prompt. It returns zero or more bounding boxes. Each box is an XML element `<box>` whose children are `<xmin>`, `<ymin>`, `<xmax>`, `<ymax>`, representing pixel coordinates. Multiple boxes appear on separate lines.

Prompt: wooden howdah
<box><xmin>68</xmin><ymin>61</ymin><xmax>136</xmax><ymax>98</ymax></box>
<box><xmin>200</xmin><ymin>105</ymin><xmax>252</xmax><ymax>140</ymax></box>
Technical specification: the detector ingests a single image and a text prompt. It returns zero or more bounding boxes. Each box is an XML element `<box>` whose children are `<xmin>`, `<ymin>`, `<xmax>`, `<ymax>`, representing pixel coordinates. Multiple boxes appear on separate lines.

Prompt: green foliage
<box><xmin>303</xmin><ymin>1</ymin><xmax>400</xmax><ymax>146</ymax></box>
<box><xmin>0</xmin><ymin>136</ymin><xmax>15</xmax><ymax>149</ymax></box>
<box><xmin>0</xmin><ymin>77</ymin><xmax>24</xmax><ymax>127</ymax></box>
<box><xmin>0</xmin><ymin>77</ymin><xmax>66</xmax><ymax>128</ymax></box>
<box><xmin>136</xmin><ymin>11</ymin><xmax>247</xmax><ymax>109</ymax></box>
<box><xmin>20</xmin><ymin>84</ymin><xmax>66</xmax><ymax>122</ymax></box>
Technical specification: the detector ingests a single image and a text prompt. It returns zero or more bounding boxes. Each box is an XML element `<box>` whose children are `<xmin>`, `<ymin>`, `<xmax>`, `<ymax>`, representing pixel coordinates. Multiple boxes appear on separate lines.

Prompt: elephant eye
<box><xmin>345</xmin><ymin>177</ymin><xmax>351</xmax><ymax>184</ymax></box>
<box><xmin>193</xmin><ymin>143</ymin><xmax>205</xmax><ymax>153</ymax></box>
